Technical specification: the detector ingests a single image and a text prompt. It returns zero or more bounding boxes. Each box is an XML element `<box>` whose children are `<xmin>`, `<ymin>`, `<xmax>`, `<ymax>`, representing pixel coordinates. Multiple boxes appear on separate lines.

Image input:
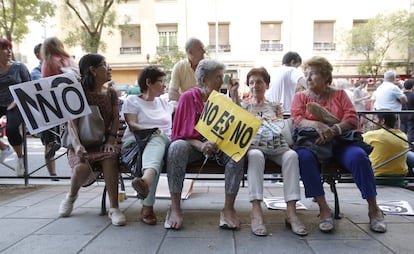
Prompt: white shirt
<box><xmin>265</xmin><ymin>65</ymin><xmax>304</xmax><ymax>112</ymax></box>
<box><xmin>373</xmin><ymin>81</ymin><xmax>405</xmax><ymax>111</ymax></box>
<box><xmin>121</xmin><ymin>95</ymin><xmax>173</xmax><ymax>142</ymax></box>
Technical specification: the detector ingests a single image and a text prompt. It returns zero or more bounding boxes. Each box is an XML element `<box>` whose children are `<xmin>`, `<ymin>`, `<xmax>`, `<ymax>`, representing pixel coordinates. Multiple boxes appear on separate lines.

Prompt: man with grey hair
<box><xmin>372</xmin><ymin>70</ymin><xmax>407</xmax><ymax>111</ymax></box>
<box><xmin>168</xmin><ymin>37</ymin><xmax>205</xmax><ymax>105</ymax></box>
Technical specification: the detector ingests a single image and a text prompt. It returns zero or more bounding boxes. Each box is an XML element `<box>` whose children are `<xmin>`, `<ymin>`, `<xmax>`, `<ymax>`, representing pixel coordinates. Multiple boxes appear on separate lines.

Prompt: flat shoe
<box><xmin>369</xmin><ymin>212</ymin><xmax>387</xmax><ymax>233</ymax></box>
<box><xmin>141</xmin><ymin>207</ymin><xmax>157</xmax><ymax>225</ymax></box>
<box><xmin>164</xmin><ymin>209</ymin><xmax>173</xmax><ymax>229</ymax></box>
<box><xmin>251</xmin><ymin>216</ymin><xmax>268</xmax><ymax>236</ymax></box>
<box><xmin>131</xmin><ymin>178</ymin><xmax>149</xmax><ymax>200</ymax></box>
<box><xmin>219</xmin><ymin>211</ymin><xmax>239</xmax><ymax>230</ymax></box>
<box><xmin>285</xmin><ymin>216</ymin><xmax>308</xmax><ymax>236</ymax></box>
<box><xmin>319</xmin><ymin>216</ymin><xmax>335</xmax><ymax>233</ymax></box>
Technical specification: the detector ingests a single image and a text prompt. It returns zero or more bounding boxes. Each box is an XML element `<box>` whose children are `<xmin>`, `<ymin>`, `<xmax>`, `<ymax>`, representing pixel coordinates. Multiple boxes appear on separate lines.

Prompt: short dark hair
<box><xmin>404</xmin><ymin>79</ymin><xmax>414</xmax><ymax>90</ymax></box>
<box><xmin>377</xmin><ymin>113</ymin><xmax>397</xmax><ymax>128</ymax></box>
<box><xmin>137</xmin><ymin>66</ymin><xmax>166</xmax><ymax>93</ymax></box>
<box><xmin>246</xmin><ymin>67</ymin><xmax>270</xmax><ymax>86</ymax></box>
<box><xmin>282</xmin><ymin>51</ymin><xmax>302</xmax><ymax>66</ymax></box>
<box><xmin>34</xmin><ymin>43</ymin><xmax>42</xmax><ymax>55</ymax></box>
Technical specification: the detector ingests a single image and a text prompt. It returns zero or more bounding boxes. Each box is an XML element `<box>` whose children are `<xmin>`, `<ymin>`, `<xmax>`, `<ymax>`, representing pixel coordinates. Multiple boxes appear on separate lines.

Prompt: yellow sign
<box><xmin>195</xmin><ymin>90</ymin><xmax>261</xmax><ymax>162</ymax></box>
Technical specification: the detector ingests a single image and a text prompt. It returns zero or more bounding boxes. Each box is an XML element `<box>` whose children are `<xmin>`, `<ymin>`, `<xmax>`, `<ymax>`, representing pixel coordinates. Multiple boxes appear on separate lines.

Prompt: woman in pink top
<box><xmin>291</xmin><ymin>56</ymin><xmax>386</xmax><ymax>234</ymax></box>
<box><xmin>40</xmin><ymin>37</ymin><xmax>78</xmax><ymax>180</ymax></box>
<box><xmin>165</xmin><ymin>59</ymin><xmax>244</xmax><ymax>230</ymax></box>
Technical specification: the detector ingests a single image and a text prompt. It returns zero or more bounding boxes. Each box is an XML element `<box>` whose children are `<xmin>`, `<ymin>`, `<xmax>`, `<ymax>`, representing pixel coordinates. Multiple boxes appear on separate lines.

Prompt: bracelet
<box><xmin>334</xmin><ymin>124</ymin><xmax>342</xmax><ymax>135</ymax></box>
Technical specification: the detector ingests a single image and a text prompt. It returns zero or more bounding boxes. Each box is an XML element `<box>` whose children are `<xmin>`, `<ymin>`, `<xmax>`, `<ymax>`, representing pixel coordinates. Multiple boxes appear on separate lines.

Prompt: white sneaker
<box><xmin>108</xmin><ymin>208</ymin><xmax>126</xmax><ymax>226</ymax></box>
<box><xmin>0</xmin><ymin>145</ymin><xmax>12</xmax><ymax>163</ymax></box>
<box><xmin>15</xmin><ymin>158</ymin><xmax>25</xmax><ymax>177</ymax></box>
<box><xmin>58</xmin><ymin>194</ymin><xmax>78</xmax><ymax>217</ymax></box>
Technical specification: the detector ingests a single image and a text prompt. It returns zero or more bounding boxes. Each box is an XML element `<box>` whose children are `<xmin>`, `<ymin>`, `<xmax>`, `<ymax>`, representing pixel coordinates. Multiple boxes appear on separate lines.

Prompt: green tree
<box><xmin>0</xmin><ymin>0</ymin><xmax>54</xmax><ymax>43</ymax></box>
<box><xmin>64</xmin><ymin>0</ymin><xmax>127</xmax><ymax>53</ymax></box>
<box><xmin>151</xmin><ymin>49</ymin><xmax>186</xmax><ymax>83</ymax></box>
<box><xmin>345</xmin><ymin>10</ymin><xmax>409</xmax><ymax>78</ymax></box>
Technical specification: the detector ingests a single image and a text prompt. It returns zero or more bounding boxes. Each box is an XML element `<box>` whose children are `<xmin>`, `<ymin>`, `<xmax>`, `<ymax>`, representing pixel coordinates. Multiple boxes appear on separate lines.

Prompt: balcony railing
<box><xmin>120</xmin><ymin>47</ymin><xmax>141</xmax><ymax>55</ymax></box>
<box><xmin>313</xmin><ymin>42</ymin><xmax>336</xmax><ymax>51</ymax></box>
<box><xmin>207</xmin><ymin>44</ymin><xmax>231</xmax><ymax>53</ymax></box>
<box><xmin>156</xmin><ymin>46</ymin><xmax>179</xmax><ymax>54</ymax></box>
<box><xmin>260</xmin><ymin>43</ymin><xmax>283</xmax><ymax>52</ymax></box>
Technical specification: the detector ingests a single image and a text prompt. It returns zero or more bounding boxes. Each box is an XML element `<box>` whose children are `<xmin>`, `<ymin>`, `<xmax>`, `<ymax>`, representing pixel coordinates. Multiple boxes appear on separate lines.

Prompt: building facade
<box><xmin>16</xmin><ymin>0</ymin><xmax>414</xmax><ymax>89</ymax></box>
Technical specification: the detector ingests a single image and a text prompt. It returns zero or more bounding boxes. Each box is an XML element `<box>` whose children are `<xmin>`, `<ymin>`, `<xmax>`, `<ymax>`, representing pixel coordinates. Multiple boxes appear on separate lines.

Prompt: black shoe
<box><xmin>45</xmin><ymin>141</ymin><xmax>61</xmax><ymax>159</ymax></box>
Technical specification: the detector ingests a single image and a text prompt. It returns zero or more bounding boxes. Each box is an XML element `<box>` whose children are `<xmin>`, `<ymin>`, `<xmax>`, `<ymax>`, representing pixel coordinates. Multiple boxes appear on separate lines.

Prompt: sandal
<box><xmin>131</xmin><ymin>177</ymin><xmax>149</xmax><ymax>200</ymax></box>
<box><xmin>285</xmin><ymin>216</ymin><xmax>308</xmax><ymax>236</ymax></box>
<box><xmin>319</xmin><ymin>214</ymin><xmax>335</xmax><ymax>233</ymax></box>
<box><xmin>219</xmin><ymin>211</ymin><xmax>240</xmax><ymax>230</ymax></box>
<box><xmin>251</xmin><ymin>216</ymin><xmax>268</xmax><ymax>236</ymax></box>
<box><xmin>141</xmin><ymin>206</ymin><xmax>157</xmax><ymax>225</ymax></box>
<box><xmin>369</xmin><ymin>211</ymin><xmax>387</xmax><ymax>233</ymax></box>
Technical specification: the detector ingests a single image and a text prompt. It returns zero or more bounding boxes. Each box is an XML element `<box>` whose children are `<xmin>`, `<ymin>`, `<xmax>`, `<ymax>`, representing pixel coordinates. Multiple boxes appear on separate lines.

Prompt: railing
<box><xmin>119</xmin><ymin>47</ymin><xmax>141</xmax><ymax>55</ymax></box>
<box><xmin>313</xmin><ymin>42</ymin><xmax>336</xmax><ymax>51</ymax></box>
<box><xmin>156</xmin><ymin>46</ymin><xmax>178</xmax><ymax>54</ymax></box>
<box><xmin>260</xmin><ymin>43</ymin><xmax>283</xmax><ymax>51</ymax></box>
<box><xmin>207</xmin><ymin>44</ymin><xmax>231</xmax><ymax>53</ymax></box>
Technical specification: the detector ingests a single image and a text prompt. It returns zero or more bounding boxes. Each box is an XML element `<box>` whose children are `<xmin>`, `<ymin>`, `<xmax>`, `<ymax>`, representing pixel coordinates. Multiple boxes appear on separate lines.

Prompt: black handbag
<box><xmin>120</xmin><ymin>128</ymin><xmax>158</xmax><ymax>177</ymax></box>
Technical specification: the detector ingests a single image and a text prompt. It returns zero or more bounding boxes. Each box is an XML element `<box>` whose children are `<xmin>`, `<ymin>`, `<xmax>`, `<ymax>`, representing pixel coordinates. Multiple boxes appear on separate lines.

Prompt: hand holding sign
<box><xmin>195</xmin><ymin>90</ymin><xmax>261</xmax><ymax>162</ymax></box>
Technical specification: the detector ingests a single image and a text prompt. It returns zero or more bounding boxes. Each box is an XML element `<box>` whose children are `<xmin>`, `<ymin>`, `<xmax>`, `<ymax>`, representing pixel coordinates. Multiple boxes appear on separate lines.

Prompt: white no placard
<box><xmin>9</xmin><ymin>72</ymin><xmax>91</xmax><ymax>134</ymax></box>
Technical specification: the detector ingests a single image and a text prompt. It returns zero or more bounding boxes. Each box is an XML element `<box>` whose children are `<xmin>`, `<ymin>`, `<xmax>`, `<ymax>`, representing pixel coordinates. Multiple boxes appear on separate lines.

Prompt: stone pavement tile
<box><xmin>1</xmin><ymin>235</ymin><xmax>92</xmax><ymax>254</ymax></box>
<box><xmin>235</xmin><ymin>230</ymin><xmax>313</xmax><ymax>254</ymax></box>
<box><xmin>80</xmin><ymin>222</ymin><xmax>166</xmax><ymax>254</ymax></box>
<box><xmin>160</xmin><ymin>211</ymin><xmax>237</xmax><ymax>254</ymax></box>
<box><xmin>0</xmin><ymin>218</ymin><xmax>52</xmax><ymax>252</ymax></box>
<box><xmin>364</xmin><ymin>223</ymin><xmax>414</xmax><ymax>254</ymax></box>
<box><xmin>308</xmin><ymin>239</ymin><xmax>392</xmax><ymax>254</ymax></box>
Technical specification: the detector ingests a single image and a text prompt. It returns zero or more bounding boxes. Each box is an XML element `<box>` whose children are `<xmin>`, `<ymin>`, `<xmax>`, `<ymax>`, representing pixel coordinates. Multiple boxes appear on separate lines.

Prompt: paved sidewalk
<box><xmin>0</xmin><ymin>180</ymin><xmax>413</xmax><ymax>254</ymax></box>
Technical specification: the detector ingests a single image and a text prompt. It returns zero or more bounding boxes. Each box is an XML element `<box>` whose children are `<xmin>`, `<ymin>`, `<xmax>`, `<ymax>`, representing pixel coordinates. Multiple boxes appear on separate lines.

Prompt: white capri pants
<box><xmin>247</xmin><ymin>147</ymin><xmax>301</xmax><ymax>203</ymax></box>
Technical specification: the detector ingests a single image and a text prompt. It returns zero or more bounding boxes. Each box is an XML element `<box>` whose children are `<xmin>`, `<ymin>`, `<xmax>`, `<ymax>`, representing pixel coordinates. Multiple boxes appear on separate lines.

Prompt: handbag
<box><xmin>120</xmin><ymin>128</ymin><xmax>158</xmax><ymax>177</ymax></box>
<box><xmin>60</xmin><ymin>105</ymin><xmax>105</xmax><ymax>148</ymax></box>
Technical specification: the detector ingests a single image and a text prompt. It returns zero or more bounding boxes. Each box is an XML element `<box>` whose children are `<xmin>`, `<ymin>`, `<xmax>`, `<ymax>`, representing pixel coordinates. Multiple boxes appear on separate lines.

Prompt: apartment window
<box><xmin>352</xmin><ymin>20</ymin><xmax>372</xmax><ymax>51</ymax></box>
<box><xmin>208</xmin><ymin>22</ymin><xmax>231</xmax><ymax>53</ymax></box>
<box><xmin>157</xmin><ymin>24</ymin><xmax>178</xmax><ymax>54</ymax></box>
<box><xmin>260</xmin><ymin>22</ymin><xmax>283</xmax><ymax>51</ymax></box>
<box><xmin>313</xmin><ymin>21</ymin><xmax>335</xmax><ymax>50</ymax></box>
<box><xmin>120</xmin><ymin>25</ymin><xmax>141</xmax><ymax>55</ymax></box>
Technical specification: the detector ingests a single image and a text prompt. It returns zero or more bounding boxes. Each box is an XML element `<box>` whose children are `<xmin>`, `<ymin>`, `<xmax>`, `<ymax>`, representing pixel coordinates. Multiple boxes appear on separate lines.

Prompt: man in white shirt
<box><xmin>373</xmin><ymin>70</ymin><xmax>407</xmax><ymax>111</ymax></box>
<box><xmin>265</xmin><ymin>51</ymin><xmax>306</xmax><ymax>112</ymax></box>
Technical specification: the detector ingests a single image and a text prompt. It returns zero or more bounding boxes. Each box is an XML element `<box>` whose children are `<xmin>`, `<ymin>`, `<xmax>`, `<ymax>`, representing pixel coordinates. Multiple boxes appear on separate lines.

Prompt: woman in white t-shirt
<box><xmin>121</xmin><ymin>66</ymin><xmax>173</xmax><ymax>225</ymax></box>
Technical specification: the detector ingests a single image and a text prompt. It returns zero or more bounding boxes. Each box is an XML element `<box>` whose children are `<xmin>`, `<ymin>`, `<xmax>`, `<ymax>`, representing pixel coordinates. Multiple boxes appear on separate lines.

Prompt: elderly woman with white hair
<box><xmin>165</xmin><ymin>59</ymin><xmax>244</xmax><ymax>230</ymax></box>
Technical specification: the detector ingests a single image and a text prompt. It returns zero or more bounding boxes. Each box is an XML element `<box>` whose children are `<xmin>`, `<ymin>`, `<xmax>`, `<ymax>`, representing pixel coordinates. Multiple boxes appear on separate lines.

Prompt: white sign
<box><xmin>9</xmin><ymin>73</ymin><xmax>91</xmax><ymax>134</ymax></box>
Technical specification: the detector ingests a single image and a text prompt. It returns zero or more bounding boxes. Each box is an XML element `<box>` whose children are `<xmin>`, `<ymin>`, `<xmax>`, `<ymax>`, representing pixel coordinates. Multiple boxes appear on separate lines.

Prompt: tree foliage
<box><xmin>345</xmin><ymin>10</ymin><xmax>411</xmax><ymax>77</ymax></box>
<box><xmin>151</xmin><ymin>50</ymin><xmax>187</xmax><ymax>83</ymax></box>
<box><xmin>0</xmin><ymin>0</ymin><xmax>55</xmax><ymax>43</ymax></box>
<box><xmin>64</xmin><ymin>0</ymin><xmax>127</xmax><ymax>53</ymax></box>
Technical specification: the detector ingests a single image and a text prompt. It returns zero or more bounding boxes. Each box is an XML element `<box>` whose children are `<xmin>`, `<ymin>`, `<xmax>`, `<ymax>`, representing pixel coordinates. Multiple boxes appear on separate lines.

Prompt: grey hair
<box><xmin>384</xmin><ymin>70</ymin><xmax>396</xmax><ymax>82</ymax></box>
<box><xmin>195</xmin><ymin>59</ymin><xmax>225</xmax><ymax>87</ymax></box>
<box><xmin>185</xmin><ymin>37</ymin><xmax>201</xmax><ymax>52</ymax></box>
